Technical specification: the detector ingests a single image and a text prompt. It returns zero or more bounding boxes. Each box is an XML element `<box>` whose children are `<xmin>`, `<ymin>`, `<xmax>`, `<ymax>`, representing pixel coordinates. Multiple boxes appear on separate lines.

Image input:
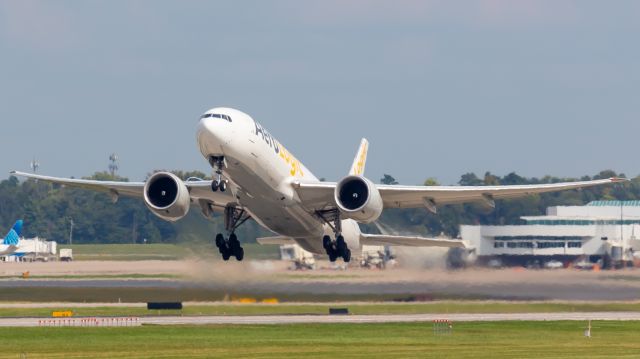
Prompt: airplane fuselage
<box><xmin>196</xmin><ymin>107</ymin><xmax>359</xmax><ymax>254</ymax></box>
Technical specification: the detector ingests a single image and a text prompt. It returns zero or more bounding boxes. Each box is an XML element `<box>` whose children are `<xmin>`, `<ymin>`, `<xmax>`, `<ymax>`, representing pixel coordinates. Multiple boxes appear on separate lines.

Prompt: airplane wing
<box><xmin>294</xmin><ymin>177</ymin><xmax>626</xmax><ymax>212</ymax></box>
<box><xmin>9</xmin><ymin>171</ymin><xmax>234</xmax><ymax>208</ymax></box>
<box><xmin>360</xmin><ymin>233</ymin><xmax>465</xmax><ymax>248</ymax></box>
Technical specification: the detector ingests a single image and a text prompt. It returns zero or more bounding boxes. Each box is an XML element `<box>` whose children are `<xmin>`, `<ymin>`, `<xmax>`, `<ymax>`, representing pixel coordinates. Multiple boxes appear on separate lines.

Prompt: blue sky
<box><xmin>1</xmin><ymin>1</ymin><xmax>638</xmax><ymax>185</ymax></box>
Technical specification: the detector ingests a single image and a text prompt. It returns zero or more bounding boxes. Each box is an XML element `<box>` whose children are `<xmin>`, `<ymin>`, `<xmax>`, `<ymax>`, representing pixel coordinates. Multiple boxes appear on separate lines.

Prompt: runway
<box><xmin>2</xmin><ymin>312</ymin><xmax>640</xmax><ymax>327</ymax></box>
<box><xmin>2</xmin><ymin>278</ymin><xmax>640</xmax><ymax>301</ymax></box>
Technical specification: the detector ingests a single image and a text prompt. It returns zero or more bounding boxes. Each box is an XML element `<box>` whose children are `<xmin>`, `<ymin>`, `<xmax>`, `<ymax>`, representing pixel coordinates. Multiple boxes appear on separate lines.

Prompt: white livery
<box><xmin>11</xmin><ymin>107</ymin><xmax>625</xmax><ymax>262</ymax></box>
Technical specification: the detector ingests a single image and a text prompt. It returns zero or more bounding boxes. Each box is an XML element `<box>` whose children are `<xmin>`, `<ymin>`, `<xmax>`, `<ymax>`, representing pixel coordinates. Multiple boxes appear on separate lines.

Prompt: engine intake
<box><xmin>335</xmin><ymin>176</ymin><xmax>383</xmax><ymax>223</ymax></box>
<box><xmin>143</xmin><ymin>172</ymin><xmax>190</xmax><ymax>222</ymax></box>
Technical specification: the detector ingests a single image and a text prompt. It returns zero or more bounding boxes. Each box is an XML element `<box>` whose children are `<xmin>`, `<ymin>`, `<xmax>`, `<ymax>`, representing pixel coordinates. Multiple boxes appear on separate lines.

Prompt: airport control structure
<box><xmin>462</xmin><ymin>201</ymin><xmax>640</xmax><ymax>268</ymax></box>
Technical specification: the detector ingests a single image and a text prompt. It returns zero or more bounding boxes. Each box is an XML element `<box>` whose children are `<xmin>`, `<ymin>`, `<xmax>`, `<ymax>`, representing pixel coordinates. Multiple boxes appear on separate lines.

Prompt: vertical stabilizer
<box><xmin>349</xmin><ymin>138</ymin><xmax>369</xmax><ymax>176</ymax></box>
<box><xmin>3</xmin><ymin>220</ymin><xmax>23</xmax><ymax>245</ymax></box>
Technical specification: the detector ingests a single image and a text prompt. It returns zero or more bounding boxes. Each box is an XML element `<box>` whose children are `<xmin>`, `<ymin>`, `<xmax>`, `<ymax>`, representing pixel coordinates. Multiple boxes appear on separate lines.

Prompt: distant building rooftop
<box><xmin>520</xmin><ymin>200</ymin><xmax>640</xmax><ymax>224</ymax></box>
<box><xmin>587</xmin><ymin>200</ymin><xmax>640</xmax><ymax>207</ymax></box>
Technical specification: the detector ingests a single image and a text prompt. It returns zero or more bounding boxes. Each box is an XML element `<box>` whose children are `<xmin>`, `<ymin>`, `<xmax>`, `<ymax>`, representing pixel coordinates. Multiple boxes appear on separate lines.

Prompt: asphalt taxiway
<box><xmin>2</xmin><ymin>312</ymin><xmax>640</xmax><ymax>327</ymax></box>
<box><xmin>2</xmin><ymin>278</ymin><xmax>640</xmax><ymax>301</ymax></box>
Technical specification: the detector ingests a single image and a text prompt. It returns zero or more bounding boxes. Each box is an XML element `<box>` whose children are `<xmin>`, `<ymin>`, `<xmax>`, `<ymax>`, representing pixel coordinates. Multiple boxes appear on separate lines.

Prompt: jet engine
<box><xmin>334</xmin><ymin>175</ymin><xmax>383</xmax><ymax>223</ymax></box>
<box><xmin>143</xmin><ymin>172</ymin><xmax>190</xmax><ymax>222</ymax></box>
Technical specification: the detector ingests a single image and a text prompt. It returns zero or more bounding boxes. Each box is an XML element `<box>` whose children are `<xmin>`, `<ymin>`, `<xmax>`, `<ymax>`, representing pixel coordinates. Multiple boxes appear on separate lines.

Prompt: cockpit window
<box><xmin>200</xmin><ymin>113</ymin><xmax>232</xmax><ymax>122</ymax></box>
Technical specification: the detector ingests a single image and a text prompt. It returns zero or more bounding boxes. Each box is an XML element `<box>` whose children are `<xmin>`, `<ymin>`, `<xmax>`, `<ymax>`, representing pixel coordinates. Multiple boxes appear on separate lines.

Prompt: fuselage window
<box><xmin>203</xmin><ymin>113</ymin><xmax>232</xmax><ymax>122</ymax></box>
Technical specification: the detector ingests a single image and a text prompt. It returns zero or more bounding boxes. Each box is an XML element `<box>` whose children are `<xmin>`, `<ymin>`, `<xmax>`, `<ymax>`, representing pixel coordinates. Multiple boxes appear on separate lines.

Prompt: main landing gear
<box><xmin>209</xmin><ymin>156</ymin><xmax>228</xmax><ymax>192</ymax></box>
<box><xmin>317</xmin><ymin>209</ymin><xmax>351</xmax><ymax>263</ymax></box>
<box><xmin>323</xmin><ymin>234</ymin><xmax>351</xmax><ymax>263</ymax></box>
<box><xmin>214</xmin><ymin>205</ymin><xmax>251</xmax><ymax>261</ymax></box>
<box><xmin>215</xmin><ymin>233</ymin><xmax>243</xmax><ymax>261</ymax></box>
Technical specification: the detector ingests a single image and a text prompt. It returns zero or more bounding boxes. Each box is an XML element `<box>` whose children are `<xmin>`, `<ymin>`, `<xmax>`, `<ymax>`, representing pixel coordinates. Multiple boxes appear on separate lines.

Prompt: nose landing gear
<box><xmin>209</xmin><ymin>156</ymin><xmax>228</xmax><ymax>192</ymax></box>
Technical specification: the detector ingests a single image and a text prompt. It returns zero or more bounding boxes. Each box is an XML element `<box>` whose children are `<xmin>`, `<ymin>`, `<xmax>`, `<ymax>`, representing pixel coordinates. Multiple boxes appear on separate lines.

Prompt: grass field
<box><xmin>3</xmin><ymin>321</ymin><xmax>640</xmax><ymax>358</ymax></box>
<box><xmin>66</xmin><ymin>244</ymin><xmax>193</xmax><ymax>261</ymax></box>
<box><xmin>2</xmin><ymin>301</ymin><xmax>640</xmax><ymax>318</ymax></box>
<box><xmin>65</xmin><ymin>243</ymin><xmax>279</xmax><ymax>261</ymax></box>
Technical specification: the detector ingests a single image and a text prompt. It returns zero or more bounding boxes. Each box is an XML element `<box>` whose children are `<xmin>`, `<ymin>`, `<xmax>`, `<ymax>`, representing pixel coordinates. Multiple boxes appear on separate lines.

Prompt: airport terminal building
<box><xmin>0</xmin><ymin>238</ymin><xmax>57</xmax><ymax>262</ymax></box>
<box><xmin>462</xmin><ymin>201</ymin><xmax>640</xmax><ymax>267</ymax></box>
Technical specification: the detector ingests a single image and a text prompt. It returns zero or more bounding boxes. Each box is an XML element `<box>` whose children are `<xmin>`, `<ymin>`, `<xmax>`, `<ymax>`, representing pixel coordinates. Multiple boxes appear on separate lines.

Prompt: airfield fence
<box><xmin>433</xmin><ymin>319</ymin><xmax>453</xmax><ymax>335</ymax></box>
<box><xmin>38</xmin><ymin>317</ymin><xmax>140</xmax><ymax>327</ymax></box>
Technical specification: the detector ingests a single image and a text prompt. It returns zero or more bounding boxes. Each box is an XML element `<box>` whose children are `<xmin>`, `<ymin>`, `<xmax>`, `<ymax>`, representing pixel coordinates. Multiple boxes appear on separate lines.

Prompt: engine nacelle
<box><xmin>143</xmin><ymin>172</ymin><xmax>190</xmax><ymax>222</ymax></box>
<box><xmin>334</xmin><ymin>175</ymin><xmax>383</xmax><ymax>223</ymax></box>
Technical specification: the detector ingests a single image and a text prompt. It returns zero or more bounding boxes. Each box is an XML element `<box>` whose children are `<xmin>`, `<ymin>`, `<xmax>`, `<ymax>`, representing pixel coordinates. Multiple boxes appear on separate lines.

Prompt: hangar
<box><xmin>462</xmin><ymin>201</ymin><xmax>640</xmax><ymax>268</ymax></box>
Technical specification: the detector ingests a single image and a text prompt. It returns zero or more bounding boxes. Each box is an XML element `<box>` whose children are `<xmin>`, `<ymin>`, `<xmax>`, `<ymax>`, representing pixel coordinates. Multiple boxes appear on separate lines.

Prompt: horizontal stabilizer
<box><xmin>256</xmin><ymin>236</ymin><xmax>296</xmax><ymax>245</ymax></box>
<box><xmin>360</xmin><ymin>233</ymin><xmax>465</xmax><ymax>248</ymax></box>
<box><xmin>0</xmin><ymin>245</ymin><xmax>18</xmax><ymax>256</ymax></box>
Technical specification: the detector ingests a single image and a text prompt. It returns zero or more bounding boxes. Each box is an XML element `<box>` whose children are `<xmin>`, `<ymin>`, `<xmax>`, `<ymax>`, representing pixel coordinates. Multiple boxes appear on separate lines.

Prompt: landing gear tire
<box><xmin>235</xmin><ymin>247</ymin><xmax>244</xmax><ymax>261</ymax></box>
<box><xmin>336</xmin><ymin>235</ymin><xmax>346</xmax><ymax>254</ymax></box>
<box><xmin>322</xmin><ymin>235</ymin><xmax>331</xmax><ymax>250</ymax></box>
<box><xmin>324</xmin><ymin>234</ymin><xmax>350</xmax><ymax>263</ymax></box>
<box><xmin>211</xmin><ymin>180</ymin><xmax>220</xmax><ymax>192</ymax></box>
<box><xmin>219</xmin><ymin>180</ymin><xmax>227</xmax><ymax>192</ymax></box>
<box><xmin>229</xmin><ymin>233</ymin><xmax>239</xmax><ymax>245</ymax></box>
<box><xmin>342</xmin><ymin>248</ymin><xmax>351</xmax><ymax>263</ymax></box>
<box><xmin>215</xmin><ymin>233</ymin><xmax>224</xmax><ymax>248</ymax></box>
<box><xmin>214</xmin><ymin>232</ymin><xmax>244</xmax><ymax>261</ymax></box>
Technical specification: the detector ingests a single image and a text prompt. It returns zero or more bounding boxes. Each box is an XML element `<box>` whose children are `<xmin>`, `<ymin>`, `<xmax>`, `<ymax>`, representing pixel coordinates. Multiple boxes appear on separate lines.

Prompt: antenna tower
<box><xmin>108</xmin><ymin>153</ymin><xmax>119</xmax><ymax>177</ymax></box>
<box><xmin>30</xmin><ymin>158</ymin><xmax>40</xmax><ymax>173</ymax></box>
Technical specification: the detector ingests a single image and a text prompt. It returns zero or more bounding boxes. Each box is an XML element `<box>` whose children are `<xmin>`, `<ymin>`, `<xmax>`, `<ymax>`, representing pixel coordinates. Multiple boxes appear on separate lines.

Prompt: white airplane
<box><xmin>11</xmin><ymin>107</ymin><xmax>625</xmax><ymax>262</ymax></box>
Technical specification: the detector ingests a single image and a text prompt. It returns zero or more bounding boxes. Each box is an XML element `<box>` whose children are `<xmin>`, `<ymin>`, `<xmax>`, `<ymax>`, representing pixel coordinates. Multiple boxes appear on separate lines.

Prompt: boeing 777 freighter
<box><xmin>11</xmin><ymin>107</ymin><xmax>624</xmax><ymax>262</ymax></box>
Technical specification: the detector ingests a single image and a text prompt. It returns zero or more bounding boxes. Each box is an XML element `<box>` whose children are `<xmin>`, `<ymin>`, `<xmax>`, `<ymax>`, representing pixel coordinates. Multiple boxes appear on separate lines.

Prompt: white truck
<box><xmin>59</xmin><ymin>248</ymin><xmax>73</xmax><ymax>262</ymax></box>
<box><xmin>280</xmin><ymin>244</ymin><xmax>315</xmax><ymax>270</ymax></box>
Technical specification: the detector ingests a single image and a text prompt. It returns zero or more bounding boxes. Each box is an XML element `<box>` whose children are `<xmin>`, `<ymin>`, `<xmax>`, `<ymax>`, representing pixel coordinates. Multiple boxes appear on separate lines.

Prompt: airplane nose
<box><xmin>196</xmin><ymin>117</ymin><xmax>233</xmax><ymax>156</ymax></box>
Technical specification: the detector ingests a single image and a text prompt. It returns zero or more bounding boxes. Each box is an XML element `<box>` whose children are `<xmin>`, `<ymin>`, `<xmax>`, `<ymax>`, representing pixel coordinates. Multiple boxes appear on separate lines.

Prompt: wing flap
<box><xmin>256</xmin><ymin>236</ymin><xmax>296</xmax><ymax>245</ymax></box>
<box><xmin>361</xmin><ymin>233</ymin><xmax>466</xmax><ymax>248</ymax></box>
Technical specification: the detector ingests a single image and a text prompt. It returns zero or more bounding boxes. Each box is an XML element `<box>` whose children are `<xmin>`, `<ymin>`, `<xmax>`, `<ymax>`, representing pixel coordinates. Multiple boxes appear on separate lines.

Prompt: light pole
<box><xmin>69</xmin><ymin>218</ymin><xmax>74</xmax><ymax>245</ymax></box>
